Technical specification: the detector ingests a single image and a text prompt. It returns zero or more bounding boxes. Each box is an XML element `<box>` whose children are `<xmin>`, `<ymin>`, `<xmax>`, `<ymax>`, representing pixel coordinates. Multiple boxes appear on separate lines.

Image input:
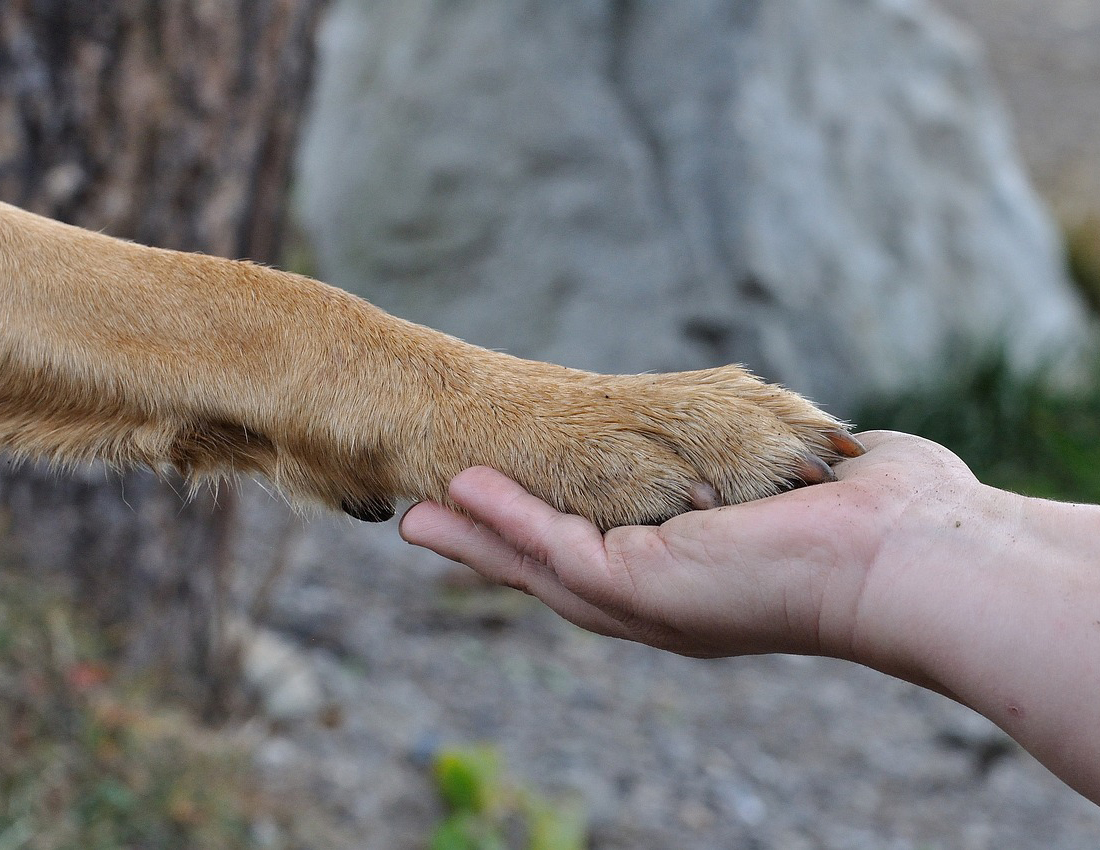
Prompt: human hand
<box><xmin>401</xmin><ymin>431</ymin><xmax>1100</xmax><ymax>803</ymax></box>
<box><xmin>399</xmin><ymin>431</ymin><xmax>981</xmax><ymax>662</ymax></box>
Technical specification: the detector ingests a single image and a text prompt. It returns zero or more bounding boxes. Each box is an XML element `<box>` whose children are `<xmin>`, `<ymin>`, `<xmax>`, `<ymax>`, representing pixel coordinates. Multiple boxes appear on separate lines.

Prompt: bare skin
<box><xmin>400</xmin><ymin>431</ymin><xmax>1100</xmax><ymax>804</ymax></box>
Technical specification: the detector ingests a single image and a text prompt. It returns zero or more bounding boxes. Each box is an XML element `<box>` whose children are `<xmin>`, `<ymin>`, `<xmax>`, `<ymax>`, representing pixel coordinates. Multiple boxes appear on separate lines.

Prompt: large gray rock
<box><xmin>296</xmin><ymin>0</ymin><xmax>1089</xmax><ymax>412</ymax></box>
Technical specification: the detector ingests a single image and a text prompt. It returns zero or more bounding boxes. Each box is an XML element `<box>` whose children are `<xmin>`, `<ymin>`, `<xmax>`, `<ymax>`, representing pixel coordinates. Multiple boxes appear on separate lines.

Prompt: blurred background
<box><xmin>1</xmin><ymin>1</ymin><xmax>1099</xmax><ymax>847</ymax></box>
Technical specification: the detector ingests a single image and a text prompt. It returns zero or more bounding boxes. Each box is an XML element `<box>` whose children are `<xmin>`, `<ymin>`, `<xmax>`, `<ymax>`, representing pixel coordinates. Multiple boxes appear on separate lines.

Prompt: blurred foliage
<box><xmin>0</xmin><ymin>567</ymin><xmax>255</xmax><ymax>849</ymax></box>
<box><xmin>857</xmin><ymin>350</ymin><xmax>1100</xmax><ymax>503</ymax></box>
<box><xmin>1066</xmin><ymin>216</ymin><xmax>1100</xmax><ymax>314</ymax></box>
<box><xmin>0</xmin><ymin>565</ymin><xmax>349</xmax><ymax>850</ymax></box>
<box><xmin>860</xmin><ymin>222</ymin><xmax>1100</xmax><ymax>503</ymax></box>
<box><xmin>431</xmin><ymin>745</ymin><xmax>586</xmax><ymax>850</ymax></box>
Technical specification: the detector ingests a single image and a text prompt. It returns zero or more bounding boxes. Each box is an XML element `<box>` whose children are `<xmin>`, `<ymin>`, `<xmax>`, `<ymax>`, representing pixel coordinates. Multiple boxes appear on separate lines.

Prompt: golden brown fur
<box><xmin>0</xmin><ymin>202</ymin><xmax>861</xmax><ymax>530</ymax></box>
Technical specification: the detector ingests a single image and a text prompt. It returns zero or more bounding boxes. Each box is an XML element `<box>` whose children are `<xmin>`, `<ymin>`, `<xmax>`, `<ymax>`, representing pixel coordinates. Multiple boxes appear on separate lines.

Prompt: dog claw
<box><xmin>688</xmin><ymin>481</ymin><xmax>721</xmax><ymax>510</ymax></box>
<box><xmin>794</xmin><ymin>453</ymin><xmax>836</xmax><ymax>486</ymax></box>
<box><xmin>342</xmin><ymin>496</ymin><xmax>397</xmax><ymax>522</ymax></box>
<box><xmin>826</xmin><ymin>430</ymin><xmax>866</xmax><ymax>458</ymax></box>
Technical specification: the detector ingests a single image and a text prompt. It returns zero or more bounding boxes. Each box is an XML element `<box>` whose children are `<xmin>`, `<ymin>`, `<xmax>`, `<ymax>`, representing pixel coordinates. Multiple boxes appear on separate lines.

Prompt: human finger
<box><xmin>400</xmin><ymin>488</ymin><xmax>633</xmax><ymax>638</ymax></box>
<box><xmin>446</xmin><ymin>466</ymin><xmax>611</xmax><ymax>582</ymax></box>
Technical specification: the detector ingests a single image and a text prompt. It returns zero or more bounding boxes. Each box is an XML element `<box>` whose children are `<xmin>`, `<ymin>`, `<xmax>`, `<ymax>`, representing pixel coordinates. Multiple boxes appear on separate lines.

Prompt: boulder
<box><xmin>296</xmin><ymin>0</ymin><xmax>1089</xmax><ymax>412</ymax></box>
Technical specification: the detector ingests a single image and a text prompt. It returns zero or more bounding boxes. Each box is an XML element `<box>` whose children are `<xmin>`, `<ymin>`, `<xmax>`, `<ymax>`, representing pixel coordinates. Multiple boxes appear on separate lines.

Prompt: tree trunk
<box><xmin>0</xmin><ymin>0</ymin><xmax>327</xmax><ymax>714</ymax></box>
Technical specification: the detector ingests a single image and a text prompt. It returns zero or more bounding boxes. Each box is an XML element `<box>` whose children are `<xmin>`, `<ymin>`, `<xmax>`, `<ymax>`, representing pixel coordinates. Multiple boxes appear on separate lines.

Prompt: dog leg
<box><xmin>0</xmin><ymin>202</ymin><xmax>860</xmax><ymax>529</ymax></box>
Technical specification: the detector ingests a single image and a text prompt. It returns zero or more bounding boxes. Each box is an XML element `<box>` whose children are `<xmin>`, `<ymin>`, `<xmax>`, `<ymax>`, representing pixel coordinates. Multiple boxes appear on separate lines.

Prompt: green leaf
<box><xmin>433</xmin><ymin>746</ymin><xmax>501</xmax><ymax>814</ymax></box>
<box><xmin>527</xmin><ymin>798</ymin><xmax>586</xmax><ymax>850</ymax></box>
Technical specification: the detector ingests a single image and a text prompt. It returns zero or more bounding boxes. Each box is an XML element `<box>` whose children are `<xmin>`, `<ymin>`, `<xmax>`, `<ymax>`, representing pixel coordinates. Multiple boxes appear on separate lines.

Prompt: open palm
<box><xmin>400</xmin><ymin>431</ymin><xmax>978</xmax><ymax>659</ymax></box>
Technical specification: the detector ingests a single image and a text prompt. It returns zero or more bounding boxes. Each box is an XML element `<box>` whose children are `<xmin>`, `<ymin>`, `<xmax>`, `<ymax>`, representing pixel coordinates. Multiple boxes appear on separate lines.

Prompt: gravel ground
<box><xmin>236</xmin><ymin>488</ymin><xmax>1100</xmax><ymax>849</ymax></box>
<box><xmin>245</xmin><ymin>3</ymin><xmax>1100</xmax><ymax>847</ymax></box>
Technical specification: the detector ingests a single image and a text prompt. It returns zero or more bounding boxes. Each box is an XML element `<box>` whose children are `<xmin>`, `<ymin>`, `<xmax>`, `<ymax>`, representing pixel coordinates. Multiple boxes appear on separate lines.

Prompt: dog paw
<box><xmin>389</xmin><ymin>362</ymin><xmax>864</xmax><ymax>530</ymax></box>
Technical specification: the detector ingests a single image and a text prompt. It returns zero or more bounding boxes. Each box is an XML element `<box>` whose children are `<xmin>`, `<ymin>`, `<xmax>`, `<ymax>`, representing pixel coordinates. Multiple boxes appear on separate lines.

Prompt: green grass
<box><xmin>857</xmin><ymin>350</ymin><xmax>1100</xmax><ymax>503</ymax></box>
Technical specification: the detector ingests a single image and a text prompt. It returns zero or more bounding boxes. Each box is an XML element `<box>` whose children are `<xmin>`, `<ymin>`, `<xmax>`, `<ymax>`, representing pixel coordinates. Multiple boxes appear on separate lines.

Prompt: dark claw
<box><xmin>826</xmin><ymin>429</ymin><xmax>866</xmax><ymax>458</ymax></box>
<box><xmin>342</xmin><ymin>496</ymin><xmax>396</xmax><ymax>522</ymax></box>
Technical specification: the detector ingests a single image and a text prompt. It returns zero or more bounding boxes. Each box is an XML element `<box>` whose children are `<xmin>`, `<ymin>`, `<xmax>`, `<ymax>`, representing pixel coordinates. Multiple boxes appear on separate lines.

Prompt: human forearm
<box><xmin>852</xmin><ymin>483</ymin><xmax>1100</xmax><ymax>801</ymax></box>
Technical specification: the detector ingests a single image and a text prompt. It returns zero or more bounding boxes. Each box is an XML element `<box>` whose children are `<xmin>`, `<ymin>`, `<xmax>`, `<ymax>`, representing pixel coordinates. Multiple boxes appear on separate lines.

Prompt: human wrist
<box><xmin>835</xmin><ymin>476</ymin><xmax>1017</xmax><ymax>693</ymax></box>
<box><xmin>842</xmin><ymin>476</ymin><xmax>1100</xmax><ymax>793</ymax></box>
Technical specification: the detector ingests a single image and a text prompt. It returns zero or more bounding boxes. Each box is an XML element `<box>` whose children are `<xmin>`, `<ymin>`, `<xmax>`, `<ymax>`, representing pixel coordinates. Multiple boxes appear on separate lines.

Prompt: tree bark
<box><xmin>0</xmin><ymin>0</ymin><xmax>327</xmax><ymax>712</ymax></box>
